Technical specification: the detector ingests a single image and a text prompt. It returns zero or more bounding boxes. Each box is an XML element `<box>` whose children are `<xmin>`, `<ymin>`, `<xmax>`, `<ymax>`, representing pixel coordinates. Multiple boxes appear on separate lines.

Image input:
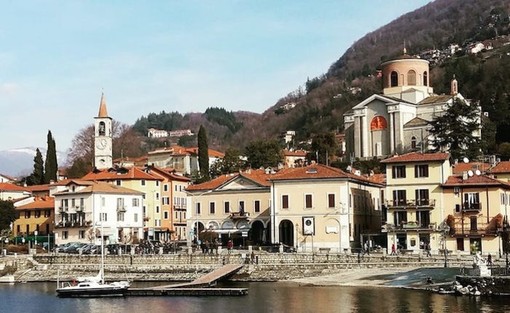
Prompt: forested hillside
<box><xmin>132</xmin><ymin>0</ymin><xmax>510</xmax><ymax>159</ymax></box>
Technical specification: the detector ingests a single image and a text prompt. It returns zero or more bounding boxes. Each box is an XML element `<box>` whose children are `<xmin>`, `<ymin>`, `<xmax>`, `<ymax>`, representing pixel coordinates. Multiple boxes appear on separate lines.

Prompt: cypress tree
<box><xmin>44</xmin><ymin>130</ymin><xmax>58</xmax><ymax>183</ymax></box>
<box><xmin>197</xmin><ymin>125</ymin><xmax>210</xmax><ymax>182</ymax></box>
<box><xmin>31</xmin><ymin>148</ymin><xmax>45</xmax><ymax>185</ymax></box>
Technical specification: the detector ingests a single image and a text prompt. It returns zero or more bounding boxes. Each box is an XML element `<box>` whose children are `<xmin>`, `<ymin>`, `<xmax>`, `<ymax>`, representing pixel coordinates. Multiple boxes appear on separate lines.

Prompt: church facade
<box><xmin>343</xmin><ymin>52</ymin><xmax>481</xmax><ymax>160</ymax></box>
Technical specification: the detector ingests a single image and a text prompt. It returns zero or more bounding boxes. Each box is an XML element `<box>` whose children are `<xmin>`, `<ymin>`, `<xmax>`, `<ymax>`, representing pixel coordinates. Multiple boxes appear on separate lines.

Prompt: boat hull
<box><xmin>56</xmin><ymin>285</ymin><xmax>128</xmax><ymax>298</ymax></box>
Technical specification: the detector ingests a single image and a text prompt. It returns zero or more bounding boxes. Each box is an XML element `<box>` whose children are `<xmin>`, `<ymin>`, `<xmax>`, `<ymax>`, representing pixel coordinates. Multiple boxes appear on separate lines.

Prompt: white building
<box><xmin>53</xmin><ymin>180</ymin><xmax>144</xmax><ymax>246</ymax></box>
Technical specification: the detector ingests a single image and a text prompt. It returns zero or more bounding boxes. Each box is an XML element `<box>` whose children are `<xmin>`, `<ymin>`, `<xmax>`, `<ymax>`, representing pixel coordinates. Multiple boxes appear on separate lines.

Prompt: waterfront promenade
<box><xmin>0</xmin><ymin>249</ymin><xmax>489</xmax><ymax>284</ymax></box>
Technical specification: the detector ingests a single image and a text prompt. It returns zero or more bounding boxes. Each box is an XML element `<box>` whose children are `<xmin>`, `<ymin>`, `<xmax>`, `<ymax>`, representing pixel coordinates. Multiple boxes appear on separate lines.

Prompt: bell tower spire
<box><xmin>94</xmin><ymin>92</ymin><xmax>113</xmax><ymax>169</ymax></box>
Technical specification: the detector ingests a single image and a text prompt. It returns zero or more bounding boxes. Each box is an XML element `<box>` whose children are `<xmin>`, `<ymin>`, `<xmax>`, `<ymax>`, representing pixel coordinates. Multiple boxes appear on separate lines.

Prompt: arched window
<box><xmin>99</xmin><ymin>122</ymin><xmax>106</xmax><ymax>136</ymax></box>
<box><xmin>423</xmin><ymin>71</ymin><xmax>428</xmax><ymax>86</ymax></box>
<box><xmin>407</xmin><ymin>70</ymin><xmax>416</xmax><ymax>85</ymax></box>
<box><xmin>390</xmin><ymin>71</ymin><xmax>398</xmax><ymax>87</ymax></box>
<box><xmin>411</xmin><ymin>136</ymin><xmax>417</xmax><ymax>149</ymax></box>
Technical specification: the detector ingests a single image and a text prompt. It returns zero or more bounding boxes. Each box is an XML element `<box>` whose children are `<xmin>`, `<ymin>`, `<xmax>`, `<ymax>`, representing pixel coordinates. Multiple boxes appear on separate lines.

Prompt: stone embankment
<box><xmin>0</xmin><ymin>251</ymin><xmax>480</xmax><ymax>283</ymax></box>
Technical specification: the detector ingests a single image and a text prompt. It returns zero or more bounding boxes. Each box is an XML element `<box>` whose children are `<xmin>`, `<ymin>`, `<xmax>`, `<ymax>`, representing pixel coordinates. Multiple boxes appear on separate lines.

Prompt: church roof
<box><xmin>418</xmin><ymin>95</ymin><xmax>452</xmax><ymax>105</ymax></box>
<box><xmin>97</xmin><ymin>93</ymin><xmax>109</xmax><ymax>118</ymax></box>
<box><xmin>403</xmin><ymin>117</ymin><xmax>430</xmax><ymax>128</ymax></box>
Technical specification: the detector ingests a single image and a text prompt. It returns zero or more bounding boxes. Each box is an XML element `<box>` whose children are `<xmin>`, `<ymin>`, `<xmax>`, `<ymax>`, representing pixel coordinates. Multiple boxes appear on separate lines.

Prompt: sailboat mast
<box><xmin>101</xmin><ymin>211</ymin><xmax>105</xmax><ymax>284</ymax></box>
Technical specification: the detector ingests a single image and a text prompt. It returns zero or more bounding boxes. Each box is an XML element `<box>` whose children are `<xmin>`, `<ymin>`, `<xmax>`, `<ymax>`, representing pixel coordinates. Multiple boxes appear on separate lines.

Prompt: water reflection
<box><xmin>2</xmin><ymin>281</ymin><xmax>510</xmax><ymax>313</ymax></box>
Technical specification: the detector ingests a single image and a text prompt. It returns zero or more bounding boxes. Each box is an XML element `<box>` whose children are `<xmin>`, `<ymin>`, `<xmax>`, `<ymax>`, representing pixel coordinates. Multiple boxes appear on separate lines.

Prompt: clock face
<box><xmin>96</xmin><ymin>138</ymin><xmax>107</xmax><ymax>150</ymax></box>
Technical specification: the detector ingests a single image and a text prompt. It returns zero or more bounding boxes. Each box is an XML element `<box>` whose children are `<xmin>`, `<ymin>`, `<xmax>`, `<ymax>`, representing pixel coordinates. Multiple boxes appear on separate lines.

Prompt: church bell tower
<box><xmin>94</xmin><ymin>93</ymin><xmax>113</xmax><ymax>169</ymax></box>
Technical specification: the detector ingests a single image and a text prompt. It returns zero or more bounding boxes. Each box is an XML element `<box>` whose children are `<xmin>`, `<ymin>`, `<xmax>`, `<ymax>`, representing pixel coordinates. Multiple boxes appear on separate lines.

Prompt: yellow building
<box><xmin>381</xmin><ymin>152</ymin><xmax>451</xmax><ymax>254</ymax></box>
<box><xmin>442</xmin><ymin>174</ymin><xmax>510</xmax><ymax>255</ymax></box>
<box><xmin>144</xmin><ymin>166</ymin><xmax>190</xmax><ymax>242</ymax></box>
<box><xmin>14</xmin><ymin>196</ymin><xmax>54</xmax><ymax>240</ymax></box>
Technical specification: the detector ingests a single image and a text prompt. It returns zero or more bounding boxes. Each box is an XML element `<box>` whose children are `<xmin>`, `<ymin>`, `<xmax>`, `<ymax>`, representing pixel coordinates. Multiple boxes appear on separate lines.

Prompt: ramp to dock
<box><xmin>145</xmin><ymin>263</ymin><xmax>243</xmax><ymax>290</ymax></box>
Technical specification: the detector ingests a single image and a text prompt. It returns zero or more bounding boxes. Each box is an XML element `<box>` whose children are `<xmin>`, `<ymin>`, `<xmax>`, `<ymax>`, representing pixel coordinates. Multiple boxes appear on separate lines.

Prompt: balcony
<box><xmin>54</xmin><ymin>220</ymin><xmax>88</xmax><ymax>228</ymax></box>
<box><xmin>58</xmin><ymin>206</ymin><xmax>69</xmax><ymax>212</ymax></box>
<box><xmin>386</xmin><ymin>199</ymin><xmax>436</xmax><ymax>209</ymax></box>
<box><xmin>117</xmin><ymin>206</ymin><xmax>127</xmax><ymax>212</ymax></box>
<box><xmin>383</xmin><ymin>222</ymin><xmax>436</xmax><ymax>232</ymax></box>
<box><xmin>462</xmin><ymin>202</ymin><xmax>481</xmax><ymax>212</ymax></box>
<box><xmin>75</xmin><ymin>206</ymin><xmax>84</xmax><ymax>212</ymax></box>
<box><xmin>230</xmin><ymin>211</ymin><xmax>250</xmax><ymax>220</ymax></box>
<box><xmin>449</xmin><ymin>217</ymin><xmax>497</xmax><ymax>236</ymax></box>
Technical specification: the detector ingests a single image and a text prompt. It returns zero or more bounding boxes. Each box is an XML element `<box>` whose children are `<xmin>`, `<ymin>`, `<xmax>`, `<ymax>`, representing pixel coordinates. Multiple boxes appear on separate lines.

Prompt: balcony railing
<box><xmin>54</xmin><ymin>220</ymin><xmax>88</xmax><ymax>228</ymax></box>
<box><xmin>386</xmin><ymin>199</ymin><xmax>436</xmax><ymax>208</ymax></box>
<box><xmin>462</xmin><ymin>202</ymin><xmax>481</xmax><ymax>212</ymax></box>
<box><xmin>117</xmin><ymin>206</ymin><xmax>127</xmax><ymax>212</ymax></box>
<box><xmin>384</xmin><ymin>222</ymin><xmax>437</xmax><ymax>231</ymax></box>
<box><xmin>230</xmin><ymin>211</ymin><xmax>250</xmax><ymax>219</ymax></box>
<box><xmin>450</xmin><ymin>217</ymin><xmax>496</xmax><ymax>236</ymax></box>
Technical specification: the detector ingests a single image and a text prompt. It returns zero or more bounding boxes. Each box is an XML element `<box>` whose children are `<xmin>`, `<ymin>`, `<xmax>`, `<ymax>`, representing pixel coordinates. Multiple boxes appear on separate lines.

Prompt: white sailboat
<box><xmin>56</xmin><ymin>217</ymin><xmax>130</xmax><ymax>297</ymax></box>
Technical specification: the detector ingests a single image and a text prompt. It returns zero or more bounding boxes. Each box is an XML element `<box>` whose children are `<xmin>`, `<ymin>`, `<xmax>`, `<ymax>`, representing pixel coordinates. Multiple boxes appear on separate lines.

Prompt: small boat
<box><xmin>56</xmin><ymin>220</ymin><xmax>130</xmax><ymax>298</ymax></box>
<box><xmin>56</xmin><ymin>269</ymin><xmax>130</xmax><ymax>298</ymax></box>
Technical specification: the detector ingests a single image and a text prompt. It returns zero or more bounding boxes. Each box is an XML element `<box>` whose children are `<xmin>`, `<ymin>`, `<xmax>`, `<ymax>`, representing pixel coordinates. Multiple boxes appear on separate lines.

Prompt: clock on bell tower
<box><xmin>94</xmin><ymin>92</ymin><xmax>113</xmax><ymax>169</ymax></box>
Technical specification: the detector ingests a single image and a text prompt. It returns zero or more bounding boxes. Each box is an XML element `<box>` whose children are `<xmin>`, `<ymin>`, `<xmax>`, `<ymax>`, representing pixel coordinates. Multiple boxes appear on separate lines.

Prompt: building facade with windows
<box><xmin>186</xmin><ymin>169</ymin><xmax>272</xmax><ymax>248</ymax></box>
<box><xmin>269</xmin><ymin>164</ymin><xmax>383</xmax><ymax>252</ymax></box>
<box><xmin>14</xmin><ymin>196</ymin><xmax>54</xmax><ymax>238</ymax></box>
<box><xmin>81</xmin><ymin>167</ymin><xmax>164</xmax><ymax>241</ymax></box>
<box><xmin>53</xmin><ymin>180</ymin><xmax>143</xmax><ymax>245</ymax></box>
<box><xmin>380</xmin><ymin>152</ymin><xmax>451</xmax><ymax>253</ymax></box>
<box><xmin>441</xmin><ymin>174</ymin><xmax>510</xmax><ymax>255</ymax></box>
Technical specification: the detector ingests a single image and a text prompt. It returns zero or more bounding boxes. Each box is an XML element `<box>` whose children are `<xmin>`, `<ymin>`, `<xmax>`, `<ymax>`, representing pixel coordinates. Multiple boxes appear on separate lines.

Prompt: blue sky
<box><xmin>0</xmin><ymin>0</ymin><xmax>431</xmax><ymax>153</ymax></box>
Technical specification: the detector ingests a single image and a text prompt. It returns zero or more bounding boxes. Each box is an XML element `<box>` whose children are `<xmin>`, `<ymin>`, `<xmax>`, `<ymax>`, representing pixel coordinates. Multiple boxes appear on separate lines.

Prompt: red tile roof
<box><xmin>186</xmin><ymin>169</ymin><xmax>271</xmax><ymax>192</ymax></box>
<box><xmin>269</xmin><ymin>164</ymin><xmax>383</xmax><ymax>186</ymax></box>
<box><xmin>489</xmin><ymin>161</ymin><xmax>510</xmax><ymax>174</ymax></box>
<box><xmin>380</xmin><ymin>152</ymin><xmax>450</xmax><ymax>164</ymax></box>
<box><xmin>81</xmin><ymin>167</ymin><xmax>162</xmax><ymax>181</ymax></box>
<box><xmin>0</xmin><ymin>183</ymin><xmax>29</xmax><ymax>192</ymax></box>
<box><xmin>452</xmin><ymin>162</ymin><xmax>490</xmax><ymax>175</ymax></box>
<box><xmin>442</xmin><ymin>174</ymin><xmax>510</xmax><ymax>188</ymax></box>
<box><xmin>54</xmin><ymin>181</ymin><xmax>144</xmax><ymax>195</ymax></box>
<box><xmin>16</xmin><ymin>196</ymin><xmax>55</xmax><ymax>210</ymax></box>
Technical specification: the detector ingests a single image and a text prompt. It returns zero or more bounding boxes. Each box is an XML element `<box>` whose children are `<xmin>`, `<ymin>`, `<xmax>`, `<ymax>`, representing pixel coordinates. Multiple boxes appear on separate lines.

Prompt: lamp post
<box><xmin>441</xmin><ymin>225</ymin><xmax>450</xmax><ymax>268</ymax></box>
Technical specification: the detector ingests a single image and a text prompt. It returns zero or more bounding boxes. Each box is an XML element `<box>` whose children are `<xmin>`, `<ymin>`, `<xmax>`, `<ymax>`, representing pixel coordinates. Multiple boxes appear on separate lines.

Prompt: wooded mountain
<box><xmin>133</xmin><ymin>0</ymin><xmax>510</xmax><ymax>159</ymax></box>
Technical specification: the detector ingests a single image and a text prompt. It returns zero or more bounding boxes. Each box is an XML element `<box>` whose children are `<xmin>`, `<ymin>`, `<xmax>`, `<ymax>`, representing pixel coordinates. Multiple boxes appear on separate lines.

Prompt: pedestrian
<box><xmin>426</xmin><ymin>242</ymin><xmax>432</xmax><ymax>257</ymax></box>
<box><xmin>487</xmin><ymin>253</ymin><xmax>493</xmax><ymax>266</ymax></box>
<box><xmin>391</xmin><ymin>243</ymin><xmax>397</xmax><ymax>256</ymax></box>
<box><xmin>227</xmin><ymin>239</ymin><xmax>233</xmax><ymax>254</ymax></box>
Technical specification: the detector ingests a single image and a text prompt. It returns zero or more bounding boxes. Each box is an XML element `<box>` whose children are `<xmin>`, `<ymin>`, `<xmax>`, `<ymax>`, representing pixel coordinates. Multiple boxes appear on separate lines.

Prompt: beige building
<box><xmin>186</xmin><ymin>169</ymin><xmax>271</xmax><ymax>248</ymax></box>
<box><xmin>269</xmin><ymin>164</ymin><xmax>383</xmax><ymax>252</ymax></box>
<box><xmin>381</xmin><ymin>152</ymin><xmax>451</xmax><ymax>254</ymax></box>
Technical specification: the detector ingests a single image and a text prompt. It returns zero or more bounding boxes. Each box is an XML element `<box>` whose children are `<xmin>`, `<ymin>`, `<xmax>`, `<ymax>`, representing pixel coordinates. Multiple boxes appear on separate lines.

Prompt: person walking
<box><xmin>426</xmin><ymin>242</ymin><xmax>432</xmax><ymax>257</ymax></box>
<box><xmin>390</xmin><ymin>243</ymin><xmax>397</xmax><ymax>256</ymax></box>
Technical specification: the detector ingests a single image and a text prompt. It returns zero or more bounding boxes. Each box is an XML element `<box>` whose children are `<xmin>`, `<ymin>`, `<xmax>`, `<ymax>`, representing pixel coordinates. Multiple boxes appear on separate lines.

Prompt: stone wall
<box><xmin>8</xmin><ymin>251</ymin><xmax>477</xmax><ymax>282</ymax></box>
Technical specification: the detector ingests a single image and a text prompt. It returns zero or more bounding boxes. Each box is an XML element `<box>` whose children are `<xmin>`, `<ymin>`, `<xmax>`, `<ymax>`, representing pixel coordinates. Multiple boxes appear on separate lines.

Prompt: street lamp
<box><xmin>440</xmin><ymin>225</ymin><xmax>450</xmax><ymax>268</ymax></box>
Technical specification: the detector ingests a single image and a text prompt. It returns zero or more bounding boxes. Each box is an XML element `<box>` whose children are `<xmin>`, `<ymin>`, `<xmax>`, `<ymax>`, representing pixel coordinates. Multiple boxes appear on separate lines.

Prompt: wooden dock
<box><xmin>126</xmin><ymin>263</ymin><xmax>247</xmax><ymax>297</ymax></box>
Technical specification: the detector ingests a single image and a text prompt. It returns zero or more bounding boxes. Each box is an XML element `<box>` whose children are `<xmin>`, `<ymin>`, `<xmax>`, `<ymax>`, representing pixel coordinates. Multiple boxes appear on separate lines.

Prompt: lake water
<box><xmin>2</xmin><ymin>280</ymin><xmax>510</xmax><ymax>313</ymax></box>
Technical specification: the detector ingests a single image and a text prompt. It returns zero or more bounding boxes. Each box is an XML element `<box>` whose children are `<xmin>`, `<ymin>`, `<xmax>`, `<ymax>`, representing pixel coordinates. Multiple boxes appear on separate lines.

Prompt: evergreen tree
<box><xmin>311</xmin><ymin>132</ymin><xmax>338</xmax><ymax>165</ymax></box>
<box><xmin>429</xmin><ymin>97</ymin><xmax>481</xmax><ymax>161</ymax></box>
<box><xmin>30</xmin><ymin>148</ymin><xmax>45</xmax><ymax>185</ymax></box>
<box><xmin>197</xmin><ymin>125</ymin><xmax>210</xmax><ymax>182</ymax></box>
<box><xmin>44</xmin><ymin>130</ymin><xmax>58</xmax><ymax>183</ymax></box>
<box><xmin>245</xmin><ymin>139</ymin><xmax>283</xmax><ymax>169</ymax></box>
<box><xmin>0</xmin><ymin>200</ymin><xmax>16</xmax><ymax>232</ymax></box>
